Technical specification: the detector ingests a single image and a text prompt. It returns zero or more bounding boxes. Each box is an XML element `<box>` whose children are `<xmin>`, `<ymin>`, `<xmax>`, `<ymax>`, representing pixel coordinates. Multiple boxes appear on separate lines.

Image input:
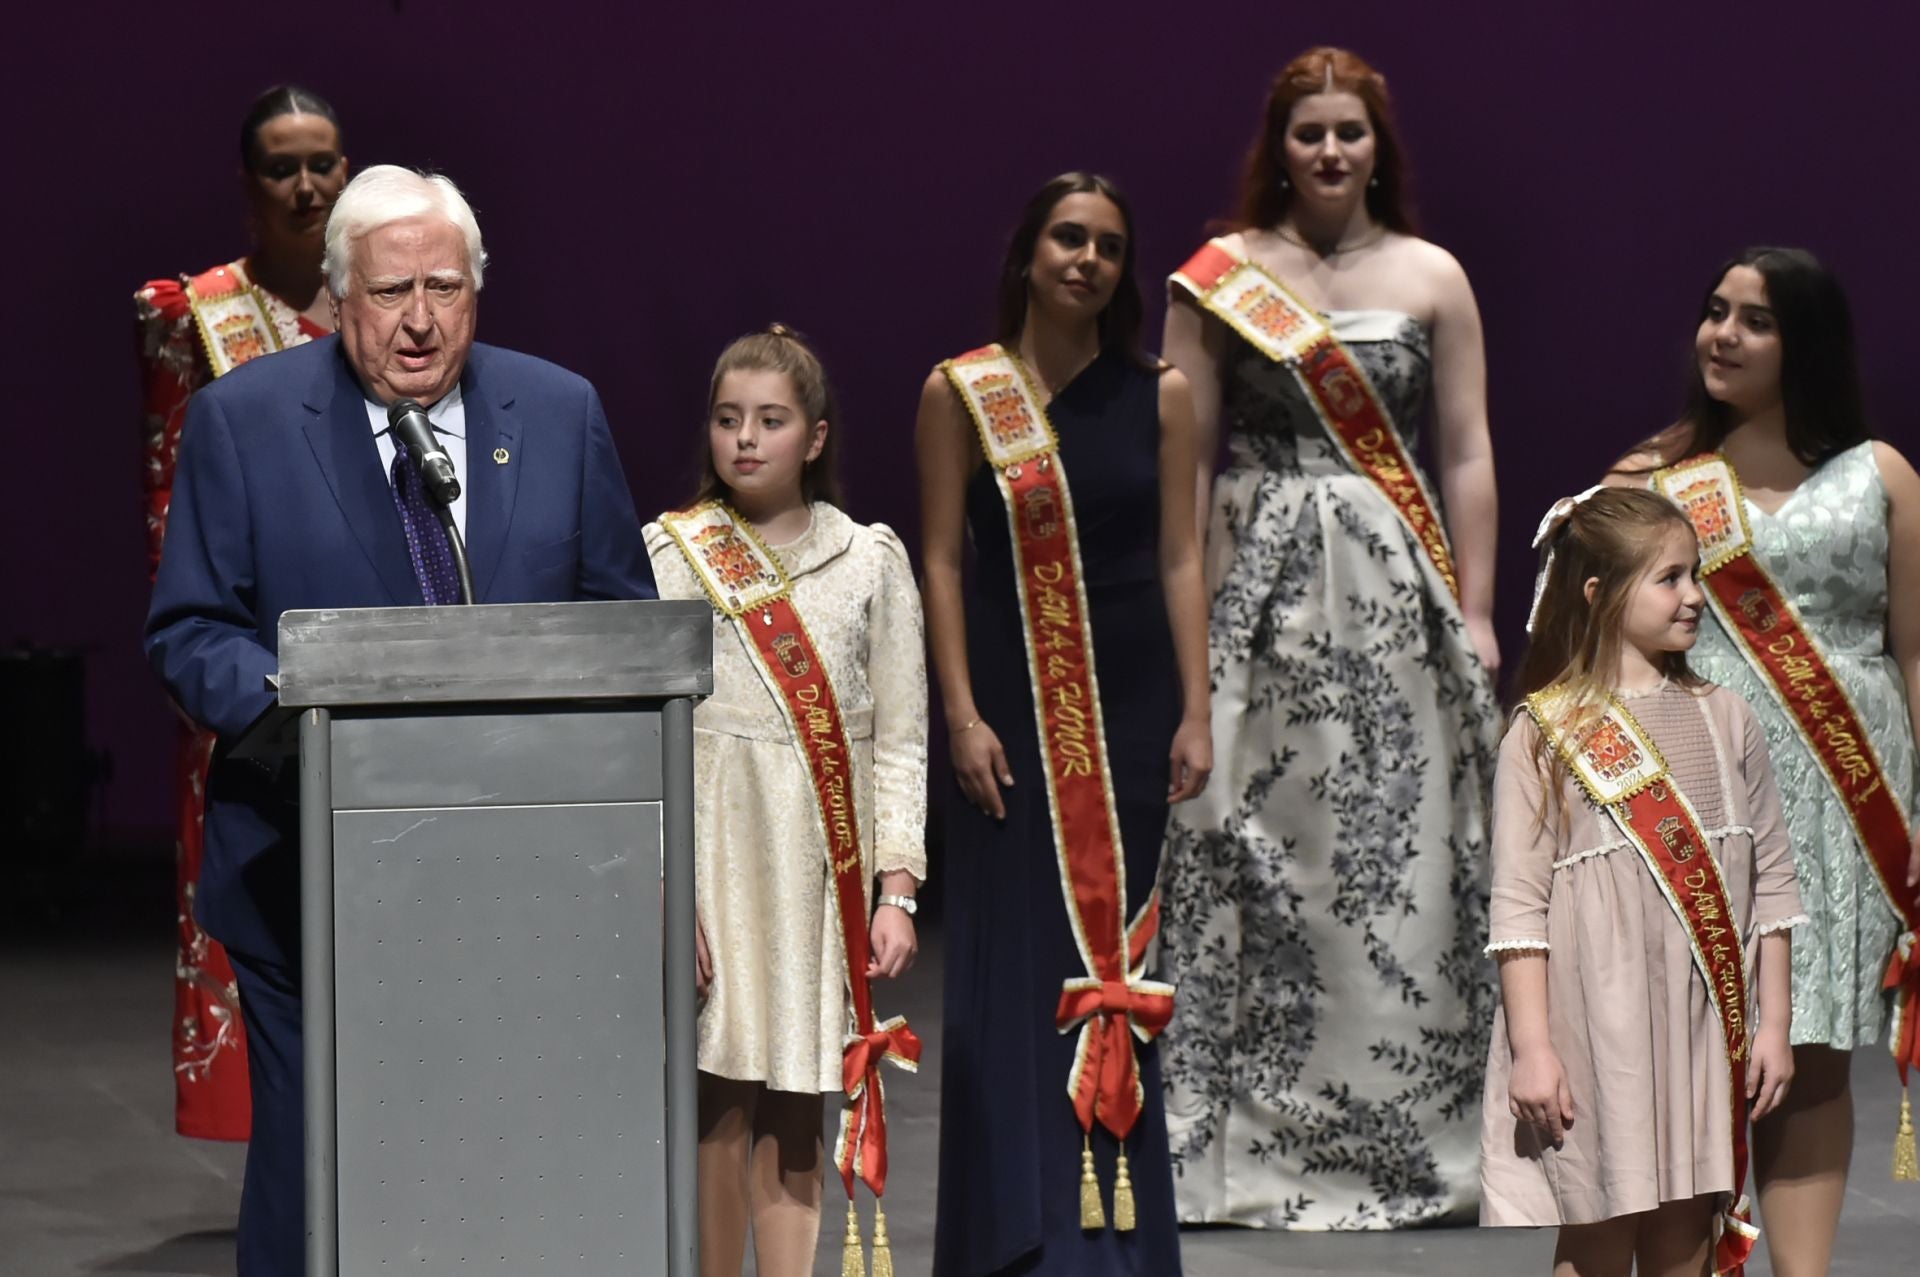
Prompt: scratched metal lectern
<box><xmin>261</xmin><ymin>599</ymin><xmax>710</xmax><ymax>1276</ymax></box>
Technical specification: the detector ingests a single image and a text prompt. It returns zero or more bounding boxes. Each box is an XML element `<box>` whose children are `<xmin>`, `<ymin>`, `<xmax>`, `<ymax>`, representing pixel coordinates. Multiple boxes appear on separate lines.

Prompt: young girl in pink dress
<box><xmin>1481</xmin><ymin>488</ymin><xmax>1803</xmax><ymax>1276</ymax></box>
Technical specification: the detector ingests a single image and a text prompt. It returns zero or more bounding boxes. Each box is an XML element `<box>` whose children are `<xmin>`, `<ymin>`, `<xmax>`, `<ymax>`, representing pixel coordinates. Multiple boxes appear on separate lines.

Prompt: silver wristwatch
<box><xmin>876</xmin><ymin>894</ymin><xmax>918</xmax><ymax>916</ymax></box>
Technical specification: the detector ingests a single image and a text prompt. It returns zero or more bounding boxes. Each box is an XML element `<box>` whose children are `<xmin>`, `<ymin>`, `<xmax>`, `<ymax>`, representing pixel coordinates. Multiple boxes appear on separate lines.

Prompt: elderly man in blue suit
<box><xmin>145</xmin><ymin>164</ymin><xmax>656</xmax><ymax>1275</ymax></box>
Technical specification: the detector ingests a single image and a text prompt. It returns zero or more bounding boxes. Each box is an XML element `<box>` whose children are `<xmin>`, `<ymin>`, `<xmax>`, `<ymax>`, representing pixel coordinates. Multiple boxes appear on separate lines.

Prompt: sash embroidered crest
<box><xmin>1171</xmin><ymin>237</ymin><xmax>1460</xmax><ymax>600</ymax></box>
<box><xmin>185</xmin><ymin>263</ymin><xmax>284</xmax><ymax>379</ymax></box>
<box><xmin>1655</xmin><ymin>453</ymin><xmax>1920</xmax><ymax>1167</ymax></box>
<box><xmin>1526</xmin><ymin>686</ymin><xmax>1762</xmax><ymax>1271</ymax></box>
<box><xmin>942</xmin><ymin>344</ymin><xmax>1173</xmax><ymax>1231</ymax></box>
<box><xmin>660</xmin><ymin>503</ymin><xmax>920</xmax><ymax>1231</ymax></box>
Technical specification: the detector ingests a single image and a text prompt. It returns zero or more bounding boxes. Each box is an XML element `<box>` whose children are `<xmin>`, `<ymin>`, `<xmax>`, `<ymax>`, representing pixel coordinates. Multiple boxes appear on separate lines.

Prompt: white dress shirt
<box><xmin>364</xmin><ymin>386</ymin><xmax>469</xmax><ymax>540</ymax></box>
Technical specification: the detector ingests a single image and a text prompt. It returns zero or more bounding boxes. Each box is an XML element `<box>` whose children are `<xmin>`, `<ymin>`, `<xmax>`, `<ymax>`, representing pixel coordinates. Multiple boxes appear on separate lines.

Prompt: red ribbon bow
<box><xmin>1714</xmin><ymin>1197</ymin><xmax>1758</xmax><ymax>1275</ymax></box>
<box><xmin>835</xmin><ymin>1018</ymin><xmax>921</xmax><ymax>1197</ymax></box>
<box><xmin>1055</xmin><ymin>977</ymin><xmax>1175</xmax><ymax>1138</ymax></box>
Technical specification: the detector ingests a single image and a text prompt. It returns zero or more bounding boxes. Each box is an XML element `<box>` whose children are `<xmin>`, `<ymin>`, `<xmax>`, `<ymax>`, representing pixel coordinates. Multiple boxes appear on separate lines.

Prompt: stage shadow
<box><xmin>90</xmin><ymin>1228</ymin><xmax>236</xmax><ymax>1275</ymax></box>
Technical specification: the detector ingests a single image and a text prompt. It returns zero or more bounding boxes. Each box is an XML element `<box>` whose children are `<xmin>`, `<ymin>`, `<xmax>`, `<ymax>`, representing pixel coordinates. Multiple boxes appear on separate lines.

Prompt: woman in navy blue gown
<box><xmin>917</xmin><ymin>172</ymin><xmax>1213</xmax><ymax>1276</ymax></box>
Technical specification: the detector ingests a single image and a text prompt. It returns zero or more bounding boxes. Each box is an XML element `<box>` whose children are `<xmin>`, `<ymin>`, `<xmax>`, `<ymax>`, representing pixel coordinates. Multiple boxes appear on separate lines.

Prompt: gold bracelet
<box><xmin>952</xmin><ymin>717</ymin><xmax>981</xmax><ymax>735</ymax></box>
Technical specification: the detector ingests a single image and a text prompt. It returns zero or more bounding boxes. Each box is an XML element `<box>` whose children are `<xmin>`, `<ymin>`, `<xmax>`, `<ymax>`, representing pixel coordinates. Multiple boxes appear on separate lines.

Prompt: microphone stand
<box><xmin>430</xmin><ymin>502</ymin><xmax>476</xmax><ymax>606</ymax></box>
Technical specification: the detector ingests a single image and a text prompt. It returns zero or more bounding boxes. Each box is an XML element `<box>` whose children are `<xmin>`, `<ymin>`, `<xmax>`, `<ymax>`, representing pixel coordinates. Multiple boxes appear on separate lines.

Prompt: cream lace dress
<box><xmin>644</xmin><ymin>503</ymin><xmax>927</xmax><ymax>1092</ymax></box>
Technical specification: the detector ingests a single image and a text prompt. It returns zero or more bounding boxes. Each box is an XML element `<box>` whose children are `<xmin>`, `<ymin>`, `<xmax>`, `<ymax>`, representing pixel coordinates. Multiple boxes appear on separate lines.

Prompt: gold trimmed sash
<box><xmin>186</xmin><ymin>262</ymin><xmax>284</xmax><ymax>379</ymax></box>
<box><xmin>1171</xmin><ymin>237</ymin><xmax>1459</xmax><ymax>599</ymax></box>
<box><xmin>660</xmin><ymin>502</ymin><xmax>920</xmax><ymax>1256</ymax></box>
<box><xmin>941</xmin><ymin>344</ymin><xmax>1173</xmax><ymax>1231</ymax></box>
<box><xmin>1526</xmin><ymin>687</ymin><xmax>1760</xmax><ymax>1272</ymax></box>
<box><xmin>1655</xmin><ymin>453</ymin><xmax>1920</xmax><ymax>1168</ymax></box>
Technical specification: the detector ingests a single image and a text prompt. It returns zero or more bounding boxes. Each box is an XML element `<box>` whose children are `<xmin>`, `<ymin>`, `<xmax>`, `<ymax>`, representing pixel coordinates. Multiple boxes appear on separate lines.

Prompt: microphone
<box><xmin>387</xmin><ymin>398</ymin><xmax>461</xmax><ymax>506</ymax></box>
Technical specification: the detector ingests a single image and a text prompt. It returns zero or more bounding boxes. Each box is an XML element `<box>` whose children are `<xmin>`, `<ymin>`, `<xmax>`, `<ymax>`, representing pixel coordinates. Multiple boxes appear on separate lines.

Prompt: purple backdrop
<box><xmin>9</xmin><ymin>2</ymin><xmax>1913</xmax><ymax>844</ymax></box>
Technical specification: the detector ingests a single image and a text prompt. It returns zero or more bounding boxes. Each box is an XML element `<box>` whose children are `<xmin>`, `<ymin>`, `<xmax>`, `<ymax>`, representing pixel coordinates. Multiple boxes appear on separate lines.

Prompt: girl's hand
<box><xmin>952</xmin><ymin>720</ymin><xmax>1013</xmax><ymax>820</ymax></box>
<box><xmin>695</xmin><ymin>908</ymin><xmax>713</xmax><ymax>999</ymax></box>
<box><xmin>1747</xmin><ymin>1025</ymin><xmax>1795</xmax><ymax>1120</ymax></box>
<box><xmin>1466</xmin><ymin>612</ymin><xmax>1502</xmax><ymax>681</ymax></box>
<box><xmin>867</xmin><ymin>905</ymin><xmax>918</xmax><ymax>979</ymax></box>
<box><xmin>1508</xmin><ymin>1045</ymin><xmax>1575</xmax><ymax>1144</ymax></box>
<box><xmin>1167</xmin><ymin>716</ymin><xmax>1213</xmax><ymax>803</ymax></box>
<box><xmin>1906</xmin><ymin>827</ymin><xmax>1920</xmax><ymax>908</ymax></box>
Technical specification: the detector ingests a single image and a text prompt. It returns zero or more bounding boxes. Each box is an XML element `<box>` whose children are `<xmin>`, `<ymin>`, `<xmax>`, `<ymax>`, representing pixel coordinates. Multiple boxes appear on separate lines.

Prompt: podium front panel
<box><xmin>330</xmin><ymin>796</ymin><xmax>666</xmax><ymax>1272</ymax></box>
<box><xmin>330</xmin><ymin>708</ymin><xmax>664</xmax><ymax>810</ymax></box>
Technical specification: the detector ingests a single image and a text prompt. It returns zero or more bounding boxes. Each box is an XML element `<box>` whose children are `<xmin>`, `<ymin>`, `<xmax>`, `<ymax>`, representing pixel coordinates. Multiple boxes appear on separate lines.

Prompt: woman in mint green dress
<box><xmin>1613</xmin><ymin>246</ymin><xmax>1920</xmax><ymax>1276</ymax></box>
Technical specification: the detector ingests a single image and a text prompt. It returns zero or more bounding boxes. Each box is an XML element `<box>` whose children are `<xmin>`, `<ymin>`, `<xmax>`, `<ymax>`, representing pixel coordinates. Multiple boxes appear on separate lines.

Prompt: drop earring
<box><xmin>1368</xmin><ymin>176</ymin><xmax>1380</xmax><ymax>189</ymax></box>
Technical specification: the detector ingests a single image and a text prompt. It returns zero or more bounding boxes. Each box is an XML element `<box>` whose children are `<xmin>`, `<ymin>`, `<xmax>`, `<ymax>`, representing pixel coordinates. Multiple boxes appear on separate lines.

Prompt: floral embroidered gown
<box><xmin>135</xmin><ymin>260</ymin><xmax>325</xmax><ymax>1140</ymax></box>
<box><xmin>1157</xmin><ymin>308</ymin><xmax>1502</xmax><ymax>1227</ymax></box>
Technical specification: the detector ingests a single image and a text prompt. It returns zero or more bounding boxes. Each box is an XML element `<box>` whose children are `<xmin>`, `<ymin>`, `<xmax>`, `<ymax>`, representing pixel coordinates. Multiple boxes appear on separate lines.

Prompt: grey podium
<box><xmin>260</xmin><ymin>599</ymin><xmax>711</xmax><ymax>1276</ymax></box>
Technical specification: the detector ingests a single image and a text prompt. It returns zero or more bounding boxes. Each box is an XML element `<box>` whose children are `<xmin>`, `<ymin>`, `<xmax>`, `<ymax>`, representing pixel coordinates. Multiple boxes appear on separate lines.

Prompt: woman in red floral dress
<box><xmin>133</xmin><ymin>84</ymin><xmax>347</xmax><ymax>1140</ymax></box>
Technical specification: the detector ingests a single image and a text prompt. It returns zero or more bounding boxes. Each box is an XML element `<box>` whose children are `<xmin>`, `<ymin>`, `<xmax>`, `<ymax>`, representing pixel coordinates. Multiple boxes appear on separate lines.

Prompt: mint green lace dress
<box><xmin>1687</xmin><ymin>441</ymin><xmax>1914</xmax><ymax>1048</ymax></box>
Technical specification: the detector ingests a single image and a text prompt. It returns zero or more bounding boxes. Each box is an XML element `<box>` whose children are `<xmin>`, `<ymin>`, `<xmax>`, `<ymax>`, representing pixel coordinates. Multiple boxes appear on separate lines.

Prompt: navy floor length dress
<box><xmin>934</xmin><ymin>351</ymin><xmax>1182</xmax><ymax>1276</ymax></box>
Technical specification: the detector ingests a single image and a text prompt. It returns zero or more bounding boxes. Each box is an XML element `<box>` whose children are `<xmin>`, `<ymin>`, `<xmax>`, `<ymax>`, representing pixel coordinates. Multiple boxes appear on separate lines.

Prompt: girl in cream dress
<box><xmin>644</xmin><ymin>326</ymin><xmax>926</xmax><ymax>1277</ymax></box>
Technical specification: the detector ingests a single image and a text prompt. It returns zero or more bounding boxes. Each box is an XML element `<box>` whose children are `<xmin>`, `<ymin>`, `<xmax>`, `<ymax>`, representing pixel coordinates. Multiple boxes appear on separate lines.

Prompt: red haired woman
<box><xmin>1155</xmin><ymin>47</ymin><xmax>1503</xmax><ymax>1227</ymax></box>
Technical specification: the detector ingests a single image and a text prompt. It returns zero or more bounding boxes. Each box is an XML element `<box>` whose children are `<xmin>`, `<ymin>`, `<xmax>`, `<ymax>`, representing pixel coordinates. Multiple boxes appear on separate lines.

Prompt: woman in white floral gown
<box><xmin>1156</xmin><ymin>47</ymin><xmax>1503</xmax><ymax>1228</ymax></box>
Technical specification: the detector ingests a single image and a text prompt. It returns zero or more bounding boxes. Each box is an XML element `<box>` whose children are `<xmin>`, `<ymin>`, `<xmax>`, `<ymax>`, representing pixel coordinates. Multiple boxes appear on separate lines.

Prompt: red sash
<box><xmin>185</xmin><ymin>261</ymin><xmax>287</xmax><ymax>378</ymax></box>
<box><xmin>661</xmin><ymin>503</ymin><xmax>920</xmax><ymax>1211</ymax></box>
<box><xmin>942</xmin><ymin>345</ymin><xmax>1173</xmax><ymax>1230</ymax></box>
<box><xmin>1527</xmin><ymin>688</ymin><xmax>1761</xmax><ymax>1272</ymax></box>
<box><xmin>1655</xmin><ymin>454</ymin><xmax>1920</xmax><ymax>1109</ymax></box>
<box><xmin>1171</xmin><ymin>237</ymin><xmax>1460</xmax><ymax>599</ymax></box>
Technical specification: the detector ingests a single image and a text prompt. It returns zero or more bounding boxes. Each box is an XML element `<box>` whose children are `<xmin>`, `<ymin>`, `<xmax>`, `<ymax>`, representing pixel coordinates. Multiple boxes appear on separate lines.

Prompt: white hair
<box><xmin>323</xmin><ymin>165</ymin><xmax>489</xmax><ymax>299</ymax></box>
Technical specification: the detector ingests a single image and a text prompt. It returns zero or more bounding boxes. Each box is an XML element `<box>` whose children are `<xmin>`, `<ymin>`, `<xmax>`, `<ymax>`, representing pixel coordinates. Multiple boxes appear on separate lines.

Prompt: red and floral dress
<box><xmin>135</xmin><ymin>259</ymin><xmax>327</xmax><ymax>1140</ymax></box>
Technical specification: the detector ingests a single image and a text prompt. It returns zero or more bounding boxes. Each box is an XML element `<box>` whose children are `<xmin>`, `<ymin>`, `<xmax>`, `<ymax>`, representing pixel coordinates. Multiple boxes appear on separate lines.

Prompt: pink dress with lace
<box><xmin>1479</xmin><ymin>683</ymin><xmax>1805</xmax><ymax>1226</ymax></box>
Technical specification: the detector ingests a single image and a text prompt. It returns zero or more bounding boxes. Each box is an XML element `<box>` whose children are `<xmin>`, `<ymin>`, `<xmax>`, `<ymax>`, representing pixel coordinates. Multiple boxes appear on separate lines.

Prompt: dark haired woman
<box><xmin>133</xmin><ymin>84</ymin><xmax>346</xmax><ymax>1143</ymax></box>
<box><xmin>1155</xmin><ymin>46</ymin><xmax>1502</xmax><ymax>1227</ymax></box>
<box><xmin>1610</xmin><ymin>247</ymin><xmax>1920</xmax><ymax>1276</ymax></box>
<box><xmin>920</xmin><ymin>172</ymin><xmax>1211</xmax><ymax>1273</ymax></box>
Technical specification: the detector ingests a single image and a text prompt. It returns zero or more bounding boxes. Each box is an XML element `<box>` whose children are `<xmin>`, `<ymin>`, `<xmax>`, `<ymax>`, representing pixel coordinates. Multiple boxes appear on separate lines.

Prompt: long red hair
<box><xmin>1234</xmin><ymin>47</ymin><xmax>1418</xmax><ymax>234</ymax></box>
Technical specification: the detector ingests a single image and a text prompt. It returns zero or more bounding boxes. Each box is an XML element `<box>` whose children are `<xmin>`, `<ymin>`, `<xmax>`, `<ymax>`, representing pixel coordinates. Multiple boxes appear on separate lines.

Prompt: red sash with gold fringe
<box><xmin>1526</xmin><ymin>687</ymin><xmax>1761</xmax><ymax>1273</ymax></box>
<box><xmin>661</xmin><ymin>502</ymin><xmax>920</xmax><ymax>1254</ymax></box>
<box><xmin>1655</xmin><ymin>453</ymin><xmax>1920</xmax><ymax>1162</ymax></box>
<box><xmin>1171</xmin><ymin>237</ymin><xmax>1460</xmax><ymax>599</ymax></box>
<box><xmin>942</xmin><ymin>344</ymin><xmax>1174</xmax><ymax>1231</ymax></box>
<box><xmin>185</xmin><ymin>262</ymin><xmax>285</xmax><ymax>378</ymax></box>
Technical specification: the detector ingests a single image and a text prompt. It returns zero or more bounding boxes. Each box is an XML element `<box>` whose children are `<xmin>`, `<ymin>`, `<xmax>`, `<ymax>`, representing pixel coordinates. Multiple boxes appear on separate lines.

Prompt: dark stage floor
<box><xmin>3</xmin><ymin>861</ymin><xmax>1911</xmax><ymax>1275</ymax></box>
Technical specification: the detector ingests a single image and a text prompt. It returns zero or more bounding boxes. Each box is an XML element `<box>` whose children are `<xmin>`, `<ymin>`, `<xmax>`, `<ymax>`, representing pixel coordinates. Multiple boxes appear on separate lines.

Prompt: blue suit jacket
<box><xmin>145</xmin><ymin>336</ymin><xmax>656</xmax><ymax>968</ymax></box>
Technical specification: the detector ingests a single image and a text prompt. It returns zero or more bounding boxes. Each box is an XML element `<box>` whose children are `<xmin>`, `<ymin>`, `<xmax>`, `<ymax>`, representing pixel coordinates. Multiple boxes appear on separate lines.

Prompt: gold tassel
<box><xmin>870</xmin><ymin>1201</ymin><xmax>895</xmax><ymax>1277</ymax></box>
<box><xmin>1113</xmin><ymin>1148</ymin><xmax>1136</xmax><ymax>1231</ymax></box>
<box><xmin>841</xmin><ymin>1200</ymin><xmax>865</xmax><ymax>1277</ymax></box>
<box><xmin>1896</xmin><ymin>1087</ymin><xmax>1919</xmax><ymax>1182</ymax></box>
<box><xmin>1079</xmin><ymin>1133</ymin><xmax>1106</xmax><ymax>1230</ymax></box>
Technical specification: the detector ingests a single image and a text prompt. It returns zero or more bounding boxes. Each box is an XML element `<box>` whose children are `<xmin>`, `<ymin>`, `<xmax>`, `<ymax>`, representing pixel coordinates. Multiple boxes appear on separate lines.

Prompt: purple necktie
<box><xmin>390</xmin><ymin>442</ymin><xmax>463</xmax><ymax>605</ymax></box>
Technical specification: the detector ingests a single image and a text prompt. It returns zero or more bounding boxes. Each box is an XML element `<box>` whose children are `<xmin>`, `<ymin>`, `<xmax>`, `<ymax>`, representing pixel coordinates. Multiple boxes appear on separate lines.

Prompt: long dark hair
<box><xmin>238</xmin><ymin>85</ymin><xmax>341</xmax><ymax>173</ymax></box>
<box><xmin>691</xmin><ymin>323</ymin><xmax>844</xmax><ymax>510</ymax></box>
<box><xmin>1234</xmin><ymin>47</ymin><xmax>1418</xmax><ymax>235</ymax></box>
<box><xmin>993</xmin><ymin>172</ymin><xmax>1151</xmax><ymax>367</ymax></box>
<box><xmin>1634</xmin><ymin>247</ymin><xmax>1869</xmax><ymax>469</ymax></box>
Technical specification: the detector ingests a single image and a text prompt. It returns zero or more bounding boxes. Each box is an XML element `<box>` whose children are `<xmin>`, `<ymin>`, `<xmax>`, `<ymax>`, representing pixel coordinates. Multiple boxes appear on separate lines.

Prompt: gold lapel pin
<box><xmin>493</xmin><ymin>447</ymin><xmax>510</xmax><ymax>465</ymax></box>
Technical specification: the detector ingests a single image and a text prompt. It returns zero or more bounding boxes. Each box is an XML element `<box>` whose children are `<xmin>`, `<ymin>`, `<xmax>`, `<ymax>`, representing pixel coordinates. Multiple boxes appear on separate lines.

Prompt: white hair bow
<box><xmin>1525</xmin><ymin>485</ymin><xmax>1606</xmax><ymax>634</ymax></box>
